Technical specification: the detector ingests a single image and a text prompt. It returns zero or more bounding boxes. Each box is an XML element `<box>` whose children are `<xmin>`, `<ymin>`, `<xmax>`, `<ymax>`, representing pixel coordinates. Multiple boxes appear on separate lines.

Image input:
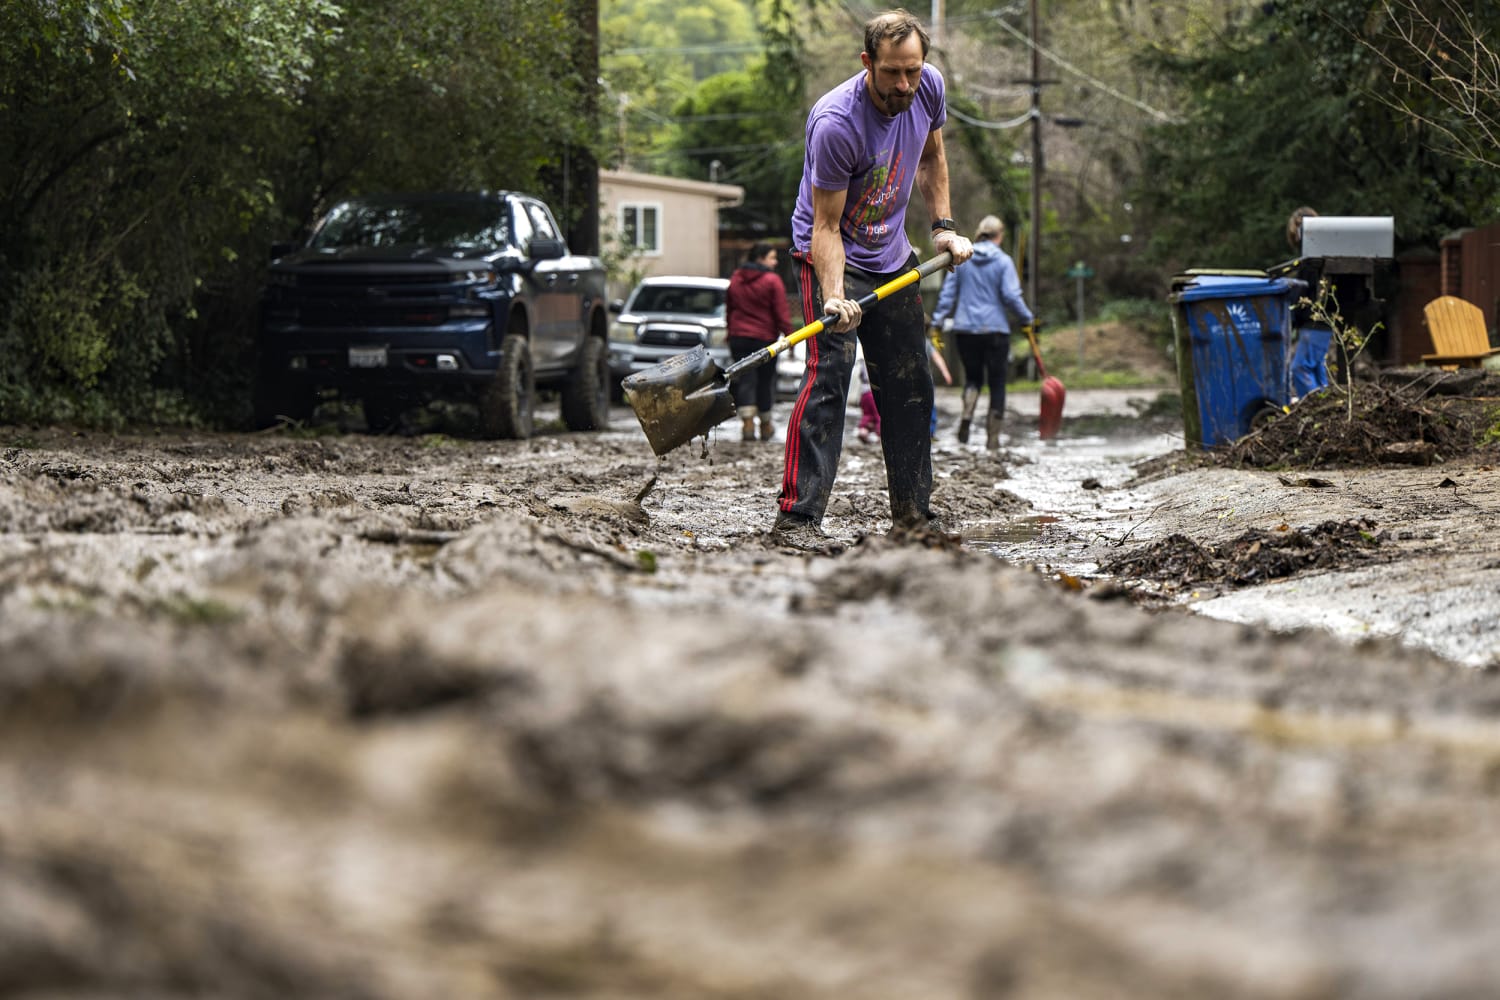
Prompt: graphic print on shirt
<box><xmin>844</xmin><ymin>148</ymin><xmax>907</xmax><ymax>250</ymax></box>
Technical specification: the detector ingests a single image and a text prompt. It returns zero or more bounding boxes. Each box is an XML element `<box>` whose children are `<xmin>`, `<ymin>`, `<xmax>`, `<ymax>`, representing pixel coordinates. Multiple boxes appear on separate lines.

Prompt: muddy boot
<box><xmin>759</xmin><ymin>412</ymin><xmax>775</xmax><ymax>441</ymax></box>
<box><xmin>739</xmin><ymin>405</ymin><xmax>757</xmax><ymax>442</ymax></box>
<box><xmin>957</xmin><ymin>386</ymin><xmax>979</xmax><ymax>444</ymax></box>
<box><xmin>770</xmin><ymin>513</ymin><xmax>845</xmax><ymax>555</ymax></box>
<box><xmin>986</xmin><ymin>411</ymin><xmax>1004</xmax><ymax>451</ymax></box>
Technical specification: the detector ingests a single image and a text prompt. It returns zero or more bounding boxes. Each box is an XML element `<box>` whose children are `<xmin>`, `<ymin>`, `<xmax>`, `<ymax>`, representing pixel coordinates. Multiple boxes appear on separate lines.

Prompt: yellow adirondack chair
<box><xmin>1423</xmin><ymin>295</ymin><xmax>1500</xmax><ymax>370</ymax></box>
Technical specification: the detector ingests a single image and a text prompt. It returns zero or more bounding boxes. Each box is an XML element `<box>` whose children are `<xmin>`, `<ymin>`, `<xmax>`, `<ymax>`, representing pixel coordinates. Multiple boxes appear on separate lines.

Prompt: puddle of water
<box><xmin>963</xmin><ymin>402</ymin><xmax>1500</xmax><ymax>669</ymax></box>
<box><xmin>962</xmin><ymin>515</ymin><xmax>1059</xmax><ymax>543</ymax></box>
<box><xmin>961</xmin><ymin>417</ymin><xmax>1182</xmax><ymax>572</ymax></box>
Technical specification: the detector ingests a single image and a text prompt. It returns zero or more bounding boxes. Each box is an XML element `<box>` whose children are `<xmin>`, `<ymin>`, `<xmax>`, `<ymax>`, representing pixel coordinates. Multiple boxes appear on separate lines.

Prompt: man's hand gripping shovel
<box><xmin>622</xmin><ymin>252</ymin><xmax>954</xmax><ymax>456</ymax></box>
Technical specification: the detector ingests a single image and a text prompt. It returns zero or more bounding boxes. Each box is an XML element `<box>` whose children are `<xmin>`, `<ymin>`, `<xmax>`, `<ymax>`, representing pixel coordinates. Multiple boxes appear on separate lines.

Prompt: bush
<box><xmin>1098</xmin><ymin>298</ymin><xmax>1175</xmax><ymax>353</ymax></box>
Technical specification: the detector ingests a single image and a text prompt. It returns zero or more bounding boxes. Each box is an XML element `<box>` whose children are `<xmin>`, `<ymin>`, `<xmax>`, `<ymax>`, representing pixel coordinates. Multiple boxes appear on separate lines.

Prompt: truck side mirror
<box><xmin>270</xmin><ymin>241</ymin><xmax>297</xmax><ymax>260</ymax></box>
<box><xmin>527</xmin><ymin>237</ymin><xmax>567</xmax><ymax>261</ymax></box>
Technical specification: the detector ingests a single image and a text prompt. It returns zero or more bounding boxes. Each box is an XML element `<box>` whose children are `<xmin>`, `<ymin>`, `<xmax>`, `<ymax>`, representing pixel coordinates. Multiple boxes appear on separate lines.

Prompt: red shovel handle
<box><xmin>1023</xmin><ymin>322</ymin><xmax>1048</xmax><ymax>379</ymax></box>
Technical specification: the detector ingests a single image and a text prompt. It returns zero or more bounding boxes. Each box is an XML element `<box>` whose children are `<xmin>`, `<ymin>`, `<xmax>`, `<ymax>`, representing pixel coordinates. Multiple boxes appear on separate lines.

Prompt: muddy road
<box><xmin>4</xmin><ymin>391</ymin><xmax>1500</xmax><ymax>999</ymax></box>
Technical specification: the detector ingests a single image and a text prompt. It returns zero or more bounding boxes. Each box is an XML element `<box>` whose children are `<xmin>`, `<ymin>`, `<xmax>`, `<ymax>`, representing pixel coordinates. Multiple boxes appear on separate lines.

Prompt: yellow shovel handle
<box><xmin>764</xmin><ymin>251</ymin><xmax>955</xmax><ymax>359</ymax></box>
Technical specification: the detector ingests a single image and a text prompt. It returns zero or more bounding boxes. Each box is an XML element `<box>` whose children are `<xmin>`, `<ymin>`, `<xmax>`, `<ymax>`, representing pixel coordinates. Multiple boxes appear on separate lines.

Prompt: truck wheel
<box><xmin>478</xmin><ymin>334</ymin><xmax>535</xmax><ymax>439</ymax></box>
<box><xmin>362</xmin><ymin>393</ymin><xmax>408</xmax><ymax>434</ymax></box>
<box><xmin>560</xmin><ymin>335</ymin><xmax>611</xmax><ymax>432</ymax></box>
<box><xmin>251</xmin><ymin>379</ymin><xmax>315</xmax><ymax>430</ymax></box>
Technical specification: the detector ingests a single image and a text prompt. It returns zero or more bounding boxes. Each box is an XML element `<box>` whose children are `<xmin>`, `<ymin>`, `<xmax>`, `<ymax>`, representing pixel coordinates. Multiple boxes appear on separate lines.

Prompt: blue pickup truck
<box><xmin>255</xmin><ymin>191</ymin><xmax>610</xmax><ymax>438</ymax></box>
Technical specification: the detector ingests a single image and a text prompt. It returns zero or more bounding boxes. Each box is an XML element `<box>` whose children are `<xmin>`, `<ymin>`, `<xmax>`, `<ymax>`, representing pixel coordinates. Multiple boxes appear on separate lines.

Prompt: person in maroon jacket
<box><xmin>725</xmin><ymin>242</ymin><xmax>793</xmax><ymax>441</ymax></box>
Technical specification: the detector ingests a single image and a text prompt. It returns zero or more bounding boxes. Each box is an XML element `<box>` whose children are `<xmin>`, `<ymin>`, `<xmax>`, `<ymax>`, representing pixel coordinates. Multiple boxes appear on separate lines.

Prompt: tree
<box><xmin>666</xmin><ymin>64</ymin><xmax>804</xmax><ymax>232</ymax></box>
<box><xmin>1347</xmin><ymin>1</ymin><xmax>1500</xmax><ymax>171</ymax></box>
<box><xmin>0</xmin><ymin>0</ymin><xmax>341</xmax><ymax>424</ymax></box>
<box><xmin>0</xmin><ymin>0</ymin><xmax>604</xmax><ymax>426</ymax></box>
<box><xmin>1133</xmin><ymin>0</ymin><xmax>1500</xmax><ymax>277</ymax></box>
<box><xmin>600</xmin><ymin>0</ymin><xmax>763</xmax><ymax>171</ymax></box>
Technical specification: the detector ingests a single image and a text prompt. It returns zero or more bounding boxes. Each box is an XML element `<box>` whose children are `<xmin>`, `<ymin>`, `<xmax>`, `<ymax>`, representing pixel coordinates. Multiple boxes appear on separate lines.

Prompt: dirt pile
<box><xmin>1101</xmin><ymin>518</ymin><xmax>1389</xmax><ymax>591</ymax></box>
<box><xmin>1224</xmin><ymin>370</ymin><xmax>1500</xmax><ymax>469</ymax></box>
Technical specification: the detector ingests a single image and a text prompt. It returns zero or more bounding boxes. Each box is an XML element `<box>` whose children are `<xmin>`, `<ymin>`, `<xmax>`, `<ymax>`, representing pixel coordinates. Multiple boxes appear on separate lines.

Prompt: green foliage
<box><xmin>1134</xmin><ymin>0</ymin><xmax>1500</xmax><ymax>272</ymax></box>
<box><xmin>1098</xmin><ymin>297</ymin><xmax>1175</xmax><ymax>352</ymax></box>
<box><xmin>1481</xmin><ymin>407</ymin><xmax>1500</xmax><ymax>448</ymax></box>
<box><xmin>0</xmin><ymin>0</ymin><xmax>600</xmax><ymax>429</ymax></box>
<box><xmin>9</xmin><ymin>0</ymin><xmax>1500</xmax><ymax>430</ymax></box>
<box><xmin>942</xmin><ymin>91</ymin><xmax>1027</xmax><ymax>235</ymax></box>
<box><xmin>667</xmin><ymin>63</ymin><xmax>804</xmax><ymax>229</ymax></box>
<box><xmin>601</xmin><ymin>0</ymin><xmax>765</xmax><ymax>171</ymax></box>
<box><xmin>151</xmin><ymin>595</ymin><xmax>243</xmax><ymax>626</ymax></box>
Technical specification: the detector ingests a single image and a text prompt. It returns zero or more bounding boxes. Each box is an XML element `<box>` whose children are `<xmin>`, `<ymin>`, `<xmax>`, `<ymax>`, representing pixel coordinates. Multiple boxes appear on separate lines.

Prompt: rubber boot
<box><xmin>759</xmin><ymin>412</ymin><xmax>775</xmax><ymax>441</ymax></box>
<box><xmin>986</xmin><ymin>411</ymin><xmax>1004</xmax><ymax>451</ymax></box>
<box><xmin>739</xmin><ymin>405</ymin><xmax>757</xmax><ymax>442</ymax></box>
<box><xmin>957</xmin><ymin>386</ymin><xmax>979</xmax><ymax>444</ymax></box>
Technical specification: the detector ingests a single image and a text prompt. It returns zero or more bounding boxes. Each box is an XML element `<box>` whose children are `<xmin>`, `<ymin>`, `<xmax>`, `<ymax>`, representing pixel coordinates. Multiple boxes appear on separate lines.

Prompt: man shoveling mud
<box><xmin>772</xmin><ymin>8</ymin><xmax>973</xmax><ymax>552</ymax></box>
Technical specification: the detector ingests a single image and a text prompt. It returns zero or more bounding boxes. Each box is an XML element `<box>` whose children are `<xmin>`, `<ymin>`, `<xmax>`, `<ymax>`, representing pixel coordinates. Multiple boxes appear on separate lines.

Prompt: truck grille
<box><xmin>299</xmin><ymin>304</ymin><xmax>450</xmax><ymax>327</ymax></box>
<box><xmin>639</xmin><ymin>323</ymin><xmax>708</xmax><ymax>348</ymax></box>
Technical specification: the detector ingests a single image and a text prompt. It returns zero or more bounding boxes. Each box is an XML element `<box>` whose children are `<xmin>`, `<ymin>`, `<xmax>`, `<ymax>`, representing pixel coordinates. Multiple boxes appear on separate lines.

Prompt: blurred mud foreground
<box><xmin>4</xmin><ymin>375</ymin><xmax>1500</xmax><ymax>999</ymax></box>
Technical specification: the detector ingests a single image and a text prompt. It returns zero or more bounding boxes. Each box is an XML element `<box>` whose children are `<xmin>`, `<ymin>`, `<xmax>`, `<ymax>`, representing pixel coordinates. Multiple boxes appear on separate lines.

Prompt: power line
<box><xmin>946</xmin><ymin>105</ymin><xmax>1036</xmax><ymax>130</ymax></box>
<box><xmin>629</xmin><ymin>109</ymin><xmax>803</xmax><ymax>124</ymax></box>
<box><xmin>632</xmin><ymin>140</ymin><xmax>795</xmax><ymax>159</ymax></box>
<box><xmin>987</xmin><ymin>14</ymin><xmax>1177</xmax><ymax>123</ymax></box>
<box><xmin>612</xmin><ymin>42</ymin><xmax>762</xmax><ymax>56</ymax></box>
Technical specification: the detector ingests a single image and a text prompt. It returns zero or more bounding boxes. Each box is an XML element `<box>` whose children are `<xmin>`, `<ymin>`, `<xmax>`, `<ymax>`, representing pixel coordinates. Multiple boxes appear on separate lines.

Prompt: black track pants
<box><xmin>779</xmin><ymin>251</ymin><xmax>932</xmax><ymax>526</ymax></box>
<box><xmin>729</xmin><ymin>335</ymin><xmax>777</xmax><ymax>412</ymax></box>
<box><xmin>956</xmin><ymin>331</ymin><xmax>1011</xmax><ymax>416</ymax></box>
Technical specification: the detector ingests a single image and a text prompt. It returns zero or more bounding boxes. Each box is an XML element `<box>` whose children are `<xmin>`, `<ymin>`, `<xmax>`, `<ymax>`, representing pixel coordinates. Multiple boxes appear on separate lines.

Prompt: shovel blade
<box><xmin>622</xmin><ymin>346</ymin><xmax>738</xmax><ymax>456</ymax></box>
<box><xmin>1039</xmin><ymin>376</ymin><xmax>1066</xmax><ymax>440</ymax></box>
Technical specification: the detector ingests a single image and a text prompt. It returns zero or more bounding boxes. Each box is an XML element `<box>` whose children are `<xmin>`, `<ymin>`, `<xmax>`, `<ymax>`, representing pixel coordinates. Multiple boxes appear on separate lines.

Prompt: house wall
<box><xmin>598</xmin><ymin>169</ymin><xmax>743</xmax><ymax>299</ymax></box>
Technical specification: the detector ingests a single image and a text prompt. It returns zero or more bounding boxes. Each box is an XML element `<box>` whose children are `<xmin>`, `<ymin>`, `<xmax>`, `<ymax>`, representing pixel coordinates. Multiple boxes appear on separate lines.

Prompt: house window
<box><xmin>619</xmin><ymin>203</ymin><xmax>661</xmax><ymax>254</ymax></box>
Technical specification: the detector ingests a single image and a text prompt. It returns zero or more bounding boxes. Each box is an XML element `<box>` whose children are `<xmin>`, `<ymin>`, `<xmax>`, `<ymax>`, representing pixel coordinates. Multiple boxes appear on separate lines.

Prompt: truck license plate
<box><xmin>348</xmin><ymin>346</ymin><xmax>388</xmax><ymax>368</ymax></box>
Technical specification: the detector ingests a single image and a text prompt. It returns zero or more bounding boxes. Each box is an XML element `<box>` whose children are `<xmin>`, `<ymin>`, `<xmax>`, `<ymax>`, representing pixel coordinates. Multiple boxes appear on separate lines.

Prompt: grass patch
<box><xmin>151</xmin><ymin>595</ymin><xmax>242</xmax><ymax>625</ymax></box>
<box><xmin>1481</xmin><ymin>406</ymin><xmax>1500</xmax><ymax>447</ymax></box>
<box><xmin>1008</xmin><ymin>370</ymin><xmax>1172</xmax><ymax>391</ymax></box>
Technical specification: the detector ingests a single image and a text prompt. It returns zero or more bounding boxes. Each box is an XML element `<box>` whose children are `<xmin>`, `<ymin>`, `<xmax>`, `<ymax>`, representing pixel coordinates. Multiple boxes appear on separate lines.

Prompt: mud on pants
<box><xmin>780</xmin><ymin>251</ymin><xmax>933</xmax><ymax>527</ymax></box>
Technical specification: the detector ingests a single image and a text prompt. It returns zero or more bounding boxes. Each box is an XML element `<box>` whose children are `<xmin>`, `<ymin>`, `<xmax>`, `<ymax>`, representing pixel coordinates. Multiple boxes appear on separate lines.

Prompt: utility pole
<box><xmin>1027</xmin><ymin>0</ymin><xmax>1042</xmax><ymax>313</ymax></box>
<box><xmin>930</xmin><ymin>0</ymin><xmax>944</xmax><ymax>44</ymax></box>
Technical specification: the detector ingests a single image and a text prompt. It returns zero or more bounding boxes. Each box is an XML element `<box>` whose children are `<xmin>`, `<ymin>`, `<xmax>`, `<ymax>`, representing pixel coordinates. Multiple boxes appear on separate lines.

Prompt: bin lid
<box><xmin>1169</xmin><ymin>271</ymin><xmax>1300</xmax><ymax>303</ymax></box>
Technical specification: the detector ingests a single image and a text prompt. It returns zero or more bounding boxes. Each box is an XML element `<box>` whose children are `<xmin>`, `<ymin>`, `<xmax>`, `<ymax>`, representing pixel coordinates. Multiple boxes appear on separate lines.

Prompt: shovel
<box><xmin>1023</xmin><ymin>321</ymin><xmax>1066</xmax><ymax>440</ymax></box>
<box><xmin>623</xmin><ymin>252</ymin><xmax>954</xmax><ymax>456</ymax></box>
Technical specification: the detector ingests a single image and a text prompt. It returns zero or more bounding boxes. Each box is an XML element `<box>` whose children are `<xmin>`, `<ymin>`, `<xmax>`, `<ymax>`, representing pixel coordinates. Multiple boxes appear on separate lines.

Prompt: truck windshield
<box><xmin>632</xmin><ymin>286</ymin><xmax>726</xmax><ymax>316</ymax></box>
<box><xmin>311</xmin><ymin>200</ymin><xmax>511</xmax><ymax>250</ymax></box>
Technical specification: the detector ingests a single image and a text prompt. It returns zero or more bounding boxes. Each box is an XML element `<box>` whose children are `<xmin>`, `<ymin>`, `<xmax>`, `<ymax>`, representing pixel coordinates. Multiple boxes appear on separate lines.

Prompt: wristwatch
<box><xmin>931</xmin><ymin>217</ymin><xmax>956</xmax><ymax>233</ymax></box>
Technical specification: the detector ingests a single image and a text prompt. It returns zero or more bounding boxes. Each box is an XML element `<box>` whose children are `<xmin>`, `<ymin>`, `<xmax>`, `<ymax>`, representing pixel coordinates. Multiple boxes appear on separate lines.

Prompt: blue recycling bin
<box><xmin>1169</xmin><ymin>272</ymin><xmax>1304</xmax><ymax>448</ymax></box>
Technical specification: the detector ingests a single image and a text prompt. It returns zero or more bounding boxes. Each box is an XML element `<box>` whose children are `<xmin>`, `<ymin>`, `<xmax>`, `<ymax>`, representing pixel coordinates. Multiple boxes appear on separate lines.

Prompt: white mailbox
<box><xmin>1300</xmin><ymin>216</ymin><xmax>1394</xmax><ymax>260</ymax></box>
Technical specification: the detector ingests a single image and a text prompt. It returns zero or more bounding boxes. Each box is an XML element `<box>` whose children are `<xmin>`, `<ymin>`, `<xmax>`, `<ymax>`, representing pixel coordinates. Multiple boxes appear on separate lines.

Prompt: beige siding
<box><xmin>599</xmin><ymin>169</ymin><xmax>743</xmax><ymax>298</ymax></box>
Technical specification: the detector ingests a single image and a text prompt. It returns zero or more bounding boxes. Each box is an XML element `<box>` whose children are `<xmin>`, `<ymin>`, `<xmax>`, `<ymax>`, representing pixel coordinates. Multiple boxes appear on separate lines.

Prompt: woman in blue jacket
<box><xmin>930</xmin><ymin>215</ymin><xmax>1034</xmax><ymax>449</ymax></box>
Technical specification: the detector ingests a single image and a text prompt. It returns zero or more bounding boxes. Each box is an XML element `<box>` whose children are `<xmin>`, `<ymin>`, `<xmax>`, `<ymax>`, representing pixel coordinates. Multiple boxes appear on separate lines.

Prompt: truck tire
<box><xmin>362</xmin><ymin>393</ymin><xmax>409</xmax><ymax>434</ymax></box>
<box><xmin>560</xmin><ymin>335</ymin><xmax>611</xmax><ymax>432</ymax></box>
<box><xmin>251</xmin><ymin>378</ymin><xmax>316</xmax><ymax>430</ymax></box>
<box><xmin>478</xmin><ymin>334</ymin><xmax>535</xmax><ymax>439</ymax></box>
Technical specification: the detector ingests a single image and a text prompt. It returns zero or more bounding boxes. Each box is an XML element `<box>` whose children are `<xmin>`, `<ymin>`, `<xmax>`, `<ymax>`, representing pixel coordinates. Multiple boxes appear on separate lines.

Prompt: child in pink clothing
<box><xmin>856</xmin><ymin>359</ymin><xmax>880</xmax><ymax>444</ymax></box>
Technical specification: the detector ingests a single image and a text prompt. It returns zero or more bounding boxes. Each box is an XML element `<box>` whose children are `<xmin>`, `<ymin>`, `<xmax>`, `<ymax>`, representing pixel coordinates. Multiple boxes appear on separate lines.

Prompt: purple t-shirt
<box><xmin>792</xmin><ymin>64</ymin><xmax>947</xmax><ymax>274</ymax></box>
